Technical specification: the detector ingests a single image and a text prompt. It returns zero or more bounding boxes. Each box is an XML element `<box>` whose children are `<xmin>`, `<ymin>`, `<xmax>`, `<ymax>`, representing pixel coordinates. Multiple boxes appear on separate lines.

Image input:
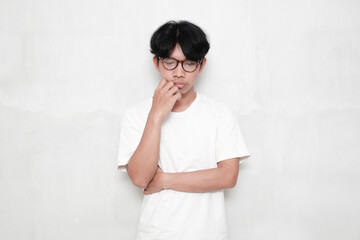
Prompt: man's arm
<box><xmin>144</xmin><ymin>157</ymin><xmax>241</xmax><ymax>194</ymax></box>
<box><xmin>126</xmin><ymin>115</ymin><xmax>162</xmax><ymax>188</ymax></box>
<box><xmin>126</xmin><ymin>79</ymin><xmax>181</xmax><ymax>188</ymax></box>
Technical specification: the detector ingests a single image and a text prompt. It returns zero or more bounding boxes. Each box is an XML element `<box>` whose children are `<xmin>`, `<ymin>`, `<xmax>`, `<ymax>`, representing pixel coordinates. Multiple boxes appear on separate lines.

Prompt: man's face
<box><xmin>153</xmin><ymin>43</ymin><xmax>206</xmax><ymax>97</ymax></box>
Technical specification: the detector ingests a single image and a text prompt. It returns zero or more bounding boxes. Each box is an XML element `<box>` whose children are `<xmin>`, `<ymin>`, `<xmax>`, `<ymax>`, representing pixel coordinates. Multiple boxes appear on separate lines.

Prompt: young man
<box><xmin>117</xmin><ymin>20</ymin><xmax>250</xmax><ymax>240</ymax></box>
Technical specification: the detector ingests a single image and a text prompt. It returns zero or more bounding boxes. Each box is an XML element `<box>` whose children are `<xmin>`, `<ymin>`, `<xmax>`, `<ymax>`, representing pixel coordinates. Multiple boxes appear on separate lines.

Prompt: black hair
<box><xmin>150</xmin><ymin>20</ymin><xmax>210</xmax><ymax>62</ymax></box>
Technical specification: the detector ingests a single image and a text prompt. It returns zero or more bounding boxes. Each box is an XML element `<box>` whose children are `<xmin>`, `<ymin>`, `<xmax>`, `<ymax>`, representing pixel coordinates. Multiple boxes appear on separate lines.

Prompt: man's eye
<box><xmin>185</xmin><ymin>61</ymin><xmax>196</xmax><ymax>66</ymax></box>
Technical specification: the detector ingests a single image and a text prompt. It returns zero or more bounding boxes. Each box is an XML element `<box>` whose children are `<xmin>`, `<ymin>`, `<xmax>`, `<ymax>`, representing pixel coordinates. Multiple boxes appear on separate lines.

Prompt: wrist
<box><xmin>148</xmin><ymin>110</ymin><xmax>163</xmax><ymax>125</ymax></box>
<box><xmin>147</xmin><ymin>112</ymin><xmax>162</xmax><ymax>125</ymax></box>
<box><xmin>162</xmin><ymin>172</ymin><xmax>171</xmax><ymax>190</ymax></box>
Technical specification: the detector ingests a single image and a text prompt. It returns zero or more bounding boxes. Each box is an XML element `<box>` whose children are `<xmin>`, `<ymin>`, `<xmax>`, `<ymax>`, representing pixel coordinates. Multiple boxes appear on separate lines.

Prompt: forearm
<box><xmin>163</xmin><ymin>166</ymin><xmax>238</xmax><ymax>193</ymax></box>
<box><xmin>127</xmin><ymin>113</ymin><xmax>161</xmax><ymax>188</ymax></box>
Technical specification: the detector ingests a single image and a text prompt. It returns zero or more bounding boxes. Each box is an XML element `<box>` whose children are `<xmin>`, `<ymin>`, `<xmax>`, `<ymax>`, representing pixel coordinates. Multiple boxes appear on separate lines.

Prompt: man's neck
<box><xmin>171</xmin><ymin>90</ymin><xmax>197</xmax><ymax>112</ymax></box>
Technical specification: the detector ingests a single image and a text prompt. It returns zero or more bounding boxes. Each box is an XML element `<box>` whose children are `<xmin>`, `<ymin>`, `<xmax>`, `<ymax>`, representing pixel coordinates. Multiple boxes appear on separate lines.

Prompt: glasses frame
<box><xmin>159</xmin><ymin>57</ymin><xmax>203</xmax><ymax>73</ymax></box>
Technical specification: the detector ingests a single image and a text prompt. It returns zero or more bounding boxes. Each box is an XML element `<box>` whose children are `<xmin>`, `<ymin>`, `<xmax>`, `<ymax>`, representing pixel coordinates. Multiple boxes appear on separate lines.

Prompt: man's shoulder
<box><xmin>198</xmin><ymin>93</ymin><xmax>231</xmax><ymax>114</ymax></box>
<box><xmin>123</xmin><ymin>97</ymin><xmax>152</xmax><ymax>118</ymax></box>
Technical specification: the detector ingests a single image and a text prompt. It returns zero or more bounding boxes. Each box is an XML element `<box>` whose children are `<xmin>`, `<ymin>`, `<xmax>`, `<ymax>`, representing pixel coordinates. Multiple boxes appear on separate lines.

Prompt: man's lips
<box><xmin>174</xmin><ymin>82</ymin><xmax>185</xmax><ymax>89</ymax></box>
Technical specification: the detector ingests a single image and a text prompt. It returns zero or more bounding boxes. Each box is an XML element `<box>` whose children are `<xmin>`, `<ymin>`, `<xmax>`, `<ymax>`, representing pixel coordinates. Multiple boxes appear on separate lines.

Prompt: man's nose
<box><xmin>173</xmin><ymin>63</ymin><xmax>185</xmax><ymax>77</ymax></box>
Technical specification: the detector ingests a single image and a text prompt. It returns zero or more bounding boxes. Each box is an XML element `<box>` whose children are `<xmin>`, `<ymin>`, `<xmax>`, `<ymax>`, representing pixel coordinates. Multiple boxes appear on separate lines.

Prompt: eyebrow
<box><xmin>166</xmin><ymin>57</ymin><xmax>194</xmax><ymax>61</ymax></box>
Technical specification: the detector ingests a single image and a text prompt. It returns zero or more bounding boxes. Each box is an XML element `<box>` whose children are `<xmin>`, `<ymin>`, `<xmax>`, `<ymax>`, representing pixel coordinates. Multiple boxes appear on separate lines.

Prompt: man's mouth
<box><xmin>174</xmin><ymin>82</ymin><xmax>185</xmax><ymax>89</ymax></box>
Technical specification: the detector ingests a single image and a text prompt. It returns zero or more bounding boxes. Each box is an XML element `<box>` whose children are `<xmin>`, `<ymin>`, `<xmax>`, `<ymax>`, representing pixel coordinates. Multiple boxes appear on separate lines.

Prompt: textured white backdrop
<box><xmin>1</xmin><ymin>0</ymin><xmax>360</xmax><ymax>239</ymax></box>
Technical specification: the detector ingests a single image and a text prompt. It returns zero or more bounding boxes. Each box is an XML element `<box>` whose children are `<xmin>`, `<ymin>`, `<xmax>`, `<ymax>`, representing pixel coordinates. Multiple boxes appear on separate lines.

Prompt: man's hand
<box><xmin>144</xmin><ymin>158</ymin><xmax>241</xmax><ymax>193</ymax></box>
<box><xmin>144</xmin><ymin>167</ymin><xmax>165</xmax><ymax>195</ymax></box>
<box><xmin>149</xmin><ymin>79</ymin><xmax>182</xmax><ymax>122</ymax></box>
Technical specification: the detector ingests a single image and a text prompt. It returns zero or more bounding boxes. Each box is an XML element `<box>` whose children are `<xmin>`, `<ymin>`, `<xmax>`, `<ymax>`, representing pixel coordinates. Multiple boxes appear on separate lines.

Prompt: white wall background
<box><xmin>1</xmin><ymin>0</ymin><xmax>359</xmax><ymax>239</ymax></box>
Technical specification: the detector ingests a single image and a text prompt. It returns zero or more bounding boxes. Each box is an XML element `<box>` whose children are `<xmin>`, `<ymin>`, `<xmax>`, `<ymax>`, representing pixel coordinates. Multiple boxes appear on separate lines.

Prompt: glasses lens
<box><xmin>163</xmin><ymin>58</ymin><xmax>177</xmax><ymax>70</ymax></box>
<box><xmin>183</xmin><ymin>60</ymin><xmax>198</xmax><ymax>72</ymax></box>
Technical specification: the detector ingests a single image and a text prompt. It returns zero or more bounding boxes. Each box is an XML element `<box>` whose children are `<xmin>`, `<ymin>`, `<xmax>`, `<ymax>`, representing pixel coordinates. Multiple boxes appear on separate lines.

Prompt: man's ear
<box><xmin>199</xmin><ymin>58</ymin><xmax>207</xmax><ymax>73</ymax></box>
<box><xmin>153</xmin><ymin>56</ymin><xmax>160</xmax><ymax>72</ymax></box>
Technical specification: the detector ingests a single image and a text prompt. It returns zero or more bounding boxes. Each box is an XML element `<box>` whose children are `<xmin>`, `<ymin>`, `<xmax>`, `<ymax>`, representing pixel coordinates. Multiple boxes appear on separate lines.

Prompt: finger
<box><xmin>174</xmin><ymin>91</ymin><xmax>182</xmax><ymax>101</ymax></box>
<box><xmin>157</xmin><ymin>78</ymin><xmax>167</xmax><ymax>89</ymax></box>
<box><xmin>163</xmin><ymin>81</ymin><xmax>174</xmax><ymax>91</ymax></box>
<box><xmin>144</xmin><ymin>189</ymin><xmax>152</xmax><ymax>195</ymax></box>
<box><xmin>168</xmin><ymin>85</ymin><xmax>179</xmax><ymax>96</ymax></box>
<box><xmin>154</xmin><ymin>79</ymin><xmax>168</xmax><ymax>96</ymax></box>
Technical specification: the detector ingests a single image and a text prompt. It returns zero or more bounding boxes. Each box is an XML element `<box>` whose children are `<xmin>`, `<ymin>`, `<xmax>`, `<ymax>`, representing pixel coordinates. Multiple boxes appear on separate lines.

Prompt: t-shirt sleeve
<box><xmin>116</xmin><ymin>111</ymin><xmax>143</xmax><ymax>172</ymax></box>
<box><xmin>215</xmin><ymin>106</ymin><xmax>251</xmax><ymax>164</ymax></box>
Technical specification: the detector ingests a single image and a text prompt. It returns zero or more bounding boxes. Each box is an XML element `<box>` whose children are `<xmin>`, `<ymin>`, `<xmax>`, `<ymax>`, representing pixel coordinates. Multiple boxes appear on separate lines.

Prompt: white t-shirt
<box><xmin>117</xmin><ymin>92</ymin><xmax>250</xmax><ymax>240</ymax></box>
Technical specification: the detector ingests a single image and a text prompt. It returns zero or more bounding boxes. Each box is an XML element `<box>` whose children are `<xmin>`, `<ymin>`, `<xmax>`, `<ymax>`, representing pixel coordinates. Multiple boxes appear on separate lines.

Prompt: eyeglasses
<box><xmin>160</xmin><ymin>57</ymin><xmax>202</xmax><ymax>73</ymax></box>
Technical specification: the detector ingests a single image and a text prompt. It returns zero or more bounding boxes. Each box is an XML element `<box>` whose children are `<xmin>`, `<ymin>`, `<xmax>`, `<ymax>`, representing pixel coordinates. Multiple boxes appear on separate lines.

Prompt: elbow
<box><xmin>126</xmin><ymin>165</ymin><xmax>151</xmax><ymax>189</ymax></box>
<box><xmin>218</xmin><ymin>158</ymin><xmax>240</xmax><ymax>189</ymax></box>
<box><xmin>228</xmin><ymin>178</ymin><xmax>237</xmax><ymax>188</ymax></box>
<box><xmin>131</xmin><ymin>178</ymin><xmax>149</xmax><ymax>189</ymax></box>
<box><xmin>224</xmin><ymin>173</ymin><xmax>238</xmax><ymax>189</ymax></box>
